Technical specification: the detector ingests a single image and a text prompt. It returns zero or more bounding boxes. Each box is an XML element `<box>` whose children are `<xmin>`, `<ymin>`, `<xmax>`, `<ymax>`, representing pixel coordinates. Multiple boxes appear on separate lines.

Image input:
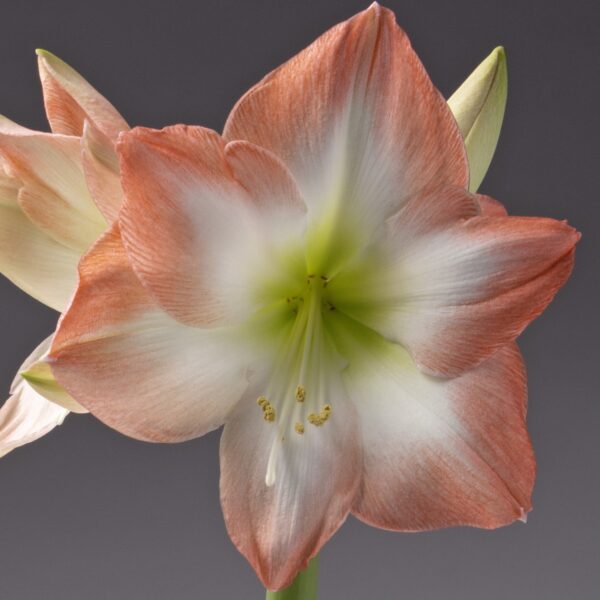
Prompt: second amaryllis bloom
<box><xmin>0</xmin><ymin>49</ymin><xmax>128</xmax><ymax>455</ymax></box>
<box><xmin>48</xmin><ymin>4</ymin><xmax>578</xmax><ymax>591</ymax></box>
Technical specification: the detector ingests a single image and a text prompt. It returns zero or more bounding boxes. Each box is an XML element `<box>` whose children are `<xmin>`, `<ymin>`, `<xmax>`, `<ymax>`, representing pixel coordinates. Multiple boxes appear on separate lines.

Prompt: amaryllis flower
<box><xmin>48</xmin><ymin>4</ymin><xmax>578</xmax><ymax>591</ymax></box>
<box><xmin>0</xmin><ymin>50</ymin><xmax>126</xmax><ymax>455</ymax></box>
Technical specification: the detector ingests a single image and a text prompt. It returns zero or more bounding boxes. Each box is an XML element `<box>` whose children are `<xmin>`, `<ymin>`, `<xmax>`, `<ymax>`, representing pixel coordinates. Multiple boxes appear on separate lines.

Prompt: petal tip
<box><xmin>35</xmin><ymin>48</ymin><xmax>53</xmax><ymax>58</ymax></box>
<box><xmin>558</xmin><ymin>220</ymin><xmax>582</xmax><ymax>246</ymax></box>
<box><xmin>491</xmin><ymin>45</ymin><xmax>506</xmax><ymax>61</ymax></box>
<box><xmin>36</xmin><ymin>48</ymin><xmax>66</xmax><ymax>71</ymax></box>
<box><xmin>482</xmin><ymin>46</ymin><xmax>507</xmax><ymax>78</ymax></box>
<box><xmin>365</xmin><ymin>1</ymin><xmax>395</xmax><ymax>23</ymax></box>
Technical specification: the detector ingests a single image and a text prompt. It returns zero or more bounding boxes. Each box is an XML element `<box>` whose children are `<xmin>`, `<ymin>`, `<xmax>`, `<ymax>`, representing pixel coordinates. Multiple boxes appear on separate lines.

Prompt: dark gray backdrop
<box><xmin>0</xmin><ymin>1</ymin><xmax>597</xmax><ymax>598</ymax></box>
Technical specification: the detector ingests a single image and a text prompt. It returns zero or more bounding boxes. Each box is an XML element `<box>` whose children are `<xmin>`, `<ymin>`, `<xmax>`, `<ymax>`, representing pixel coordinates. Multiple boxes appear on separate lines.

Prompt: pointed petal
<box><xmin>345</xmin><ymin>332</ymin><xmax>534</xmax><ymax>530</ymax></box>
<box><xmin>0</xmin><ymin>382</ymin><xmax>69</xmax><ymax>458</ymax></box>
<box><xmin>50</xmin><ymin>223</ymin><xmax>250</xmax><ymax>443</ymax></box>
<box><xmin>82</xmin><ymin>120</ymin><xmax>124</xmax><ymax>222</ymax></box>
<box><xmin>37</xmin><ymin>49</ymin><xmax>128</xmax><ymax>141</ymax></box>
<box><xmin>0</xmin><ymin>116</ymin><xmax>106</xmax><ymax>251</ymax></box>
<box><xmin>118</xmin><ymin>126</ymin><xmax>307</xmax><ymax>328</ymax></box>
<box><xmin>326</xmin><ymin>312</ymin><xmax>533</xmax><ymax>529</ymax></box>
<box><xmin>0</xmin><ymin>169</ymin><xmax>79</xmax><ymax>310</ymax></box>
<box><xmin>390</xmin><ymin>215</ymin><xmax>578</xmax><ymax>376</ymax></box>
<box><xmin>19</xmin><ymin>336</ymin><xmax>87</xmax><ymax>414</ymax></box>
<box><xmin>224</xmin><ymin>4</ymin><xmax>467</xmax><ymax>234</ymax></box>
<box><xmin>220</xmin><ymin>383</ymin><xmax>360</xmax><ymax>590</ymax></box>
<box><xmin>448</xmin><ymin>47</ymin><xmax>507</xmax><ymax>192</ymax></box>
<box><xmin>340</xmin><ymin>187</ymin><xmax>579</xmax><ymax>376</ymax></box>
<box><xmin>0</xmin><ymin>336</ymin><xmax>78</xmax><ymax>457</ymax></box>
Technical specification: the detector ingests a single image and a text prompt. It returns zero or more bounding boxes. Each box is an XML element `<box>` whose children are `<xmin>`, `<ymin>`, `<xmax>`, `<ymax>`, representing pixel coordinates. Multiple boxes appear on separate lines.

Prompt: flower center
<box><xmin>255</xmin><ymin>273</ymin><xmax>338</xmax><ymax>486</ymax></box>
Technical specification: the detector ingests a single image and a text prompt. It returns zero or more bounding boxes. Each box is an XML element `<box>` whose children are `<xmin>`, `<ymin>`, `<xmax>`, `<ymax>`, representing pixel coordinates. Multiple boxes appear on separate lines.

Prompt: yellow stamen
<box><xmin>307</xmin><ymin>404</ymin><xmax>332</xmax><ymax>427</ymax></box>
<box><xmin>295</xmin><ymin>385</ymin><xmax>306</xmax><ymax>402</ymax></box>
<box><xmin>294</xmin><ymin>422</ymin><xmax>305</xmax><ymax>435</ymax></box>
<box><xmin>257</xmin><ymin>395</ymin><xmax>268</xmax><ymax>407</ymax></box>
<box><xmin>307</xmin><ymin>412</ymin><xmax>323</xmax><ymax>426</ymax></box>
<box><xmin>257</xmin><ymin>396</ymin><xmax>276</xmax><ymax>422</ymax></box>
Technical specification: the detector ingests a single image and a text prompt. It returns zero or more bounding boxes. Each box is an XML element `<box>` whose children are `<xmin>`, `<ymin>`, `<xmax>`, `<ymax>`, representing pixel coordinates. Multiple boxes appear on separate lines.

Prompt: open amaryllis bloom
<box><xmin>47</xmin><ymin>4</ymin><xmax>578</xmax><ymax>591</ymax></box>
<box><xmin>0</xmin><ymin>50</ymin><xmax>127</xmax><ymax>455</ymax></box>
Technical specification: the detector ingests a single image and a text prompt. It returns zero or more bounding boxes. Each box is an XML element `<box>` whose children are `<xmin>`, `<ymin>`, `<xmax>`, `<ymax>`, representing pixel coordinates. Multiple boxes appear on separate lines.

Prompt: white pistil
<box><xmin>265</xmin><ymin>436</ymin><xmax>280</xmax><ymax>487</ymax></box>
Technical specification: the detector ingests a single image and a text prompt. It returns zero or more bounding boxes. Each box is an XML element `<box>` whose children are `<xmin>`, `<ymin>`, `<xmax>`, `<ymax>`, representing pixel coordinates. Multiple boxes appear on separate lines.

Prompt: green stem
<box><xmin>265</xmin><ymin>556</ymin><xmax>319</xmax><ymax>600</ymax></box>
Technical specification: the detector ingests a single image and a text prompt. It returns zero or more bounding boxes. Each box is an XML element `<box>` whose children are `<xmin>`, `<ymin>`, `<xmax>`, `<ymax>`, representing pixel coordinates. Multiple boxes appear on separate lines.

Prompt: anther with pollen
<box><xmin>257</xmin><ymin>396</ymin><xmax>276</xmax><ymax>422</ymax></box>
<box><xmin>294</xmin><ymin>422</ymin><xmax>305</xmax><ymax>435</ymax></box>
<box><xmin>307</xmin><ymin>404</ymin><xmax>332</xmax><ymax>427</ymax></box>
<box><xmin>295</xmin><ymin>385</ymin><xmax>306</xmax><ymax>402</ymax></box>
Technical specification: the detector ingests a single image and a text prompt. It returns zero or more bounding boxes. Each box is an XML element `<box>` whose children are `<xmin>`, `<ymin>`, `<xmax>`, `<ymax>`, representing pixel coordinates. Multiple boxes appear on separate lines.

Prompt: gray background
<box><xmin>0</xmin><ymin>0</ymin><xmax>597</xmax><ymax>598</ymax></box>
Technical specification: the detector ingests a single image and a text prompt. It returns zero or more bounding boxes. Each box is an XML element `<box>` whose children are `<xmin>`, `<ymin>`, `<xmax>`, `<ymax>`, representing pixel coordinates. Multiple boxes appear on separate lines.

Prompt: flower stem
<box><xmin>265</xmin><ymin>556</ymin><xmax>319</xmax><ymax>600</ymax></box>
